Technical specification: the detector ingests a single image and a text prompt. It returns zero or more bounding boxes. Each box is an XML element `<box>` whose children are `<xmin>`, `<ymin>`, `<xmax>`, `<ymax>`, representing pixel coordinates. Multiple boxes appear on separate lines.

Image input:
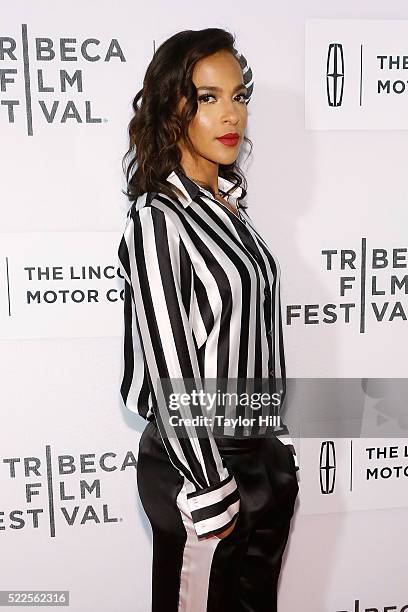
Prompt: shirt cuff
<box><xmin>275</xmin><ymin>433</ymin><xmax>300</xmax><ymax>471</ymax></box>
<box><xmin>186</xmin><ymin>472</ymin><xmax>240</xmax><ymax>538</ymax></box>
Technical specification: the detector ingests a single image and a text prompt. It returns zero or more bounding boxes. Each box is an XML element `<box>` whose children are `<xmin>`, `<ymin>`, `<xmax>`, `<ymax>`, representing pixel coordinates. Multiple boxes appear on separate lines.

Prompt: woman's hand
<box><xmin>214</xmin><ymin>516</ymin><xmax>238</xmax><ymax>539</ymax></box>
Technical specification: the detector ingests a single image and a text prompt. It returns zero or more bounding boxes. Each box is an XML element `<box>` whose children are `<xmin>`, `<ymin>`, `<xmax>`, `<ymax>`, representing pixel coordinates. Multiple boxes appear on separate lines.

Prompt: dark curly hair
<box><xmin>121</xmin><ymin>28</ymin><xmax>253</xmax><ymax>209</ymax></box>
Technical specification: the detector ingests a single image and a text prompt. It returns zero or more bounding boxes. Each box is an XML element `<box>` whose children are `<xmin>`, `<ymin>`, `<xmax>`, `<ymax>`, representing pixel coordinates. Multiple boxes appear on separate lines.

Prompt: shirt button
<box><xmin>264</xmin><ymin>286</ymin><xmax>270</xmax><ymax>296</ymax></box>
<box><xmin>266</xmin><ymin>329</ymin><xmax>272</xmax><ymax>336</ymax></box>
<box><xmin>269</xmin><ymin>368</ymin><xmax>274</xmax><ymax>375</ymax></box>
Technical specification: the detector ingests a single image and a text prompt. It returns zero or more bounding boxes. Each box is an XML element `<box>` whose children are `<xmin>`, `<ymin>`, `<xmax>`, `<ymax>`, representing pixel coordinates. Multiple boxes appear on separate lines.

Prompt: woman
<box><xmin>118</xmin><ymin>28</ymin><xmax>299</xmax><ymax>612</ymax></box>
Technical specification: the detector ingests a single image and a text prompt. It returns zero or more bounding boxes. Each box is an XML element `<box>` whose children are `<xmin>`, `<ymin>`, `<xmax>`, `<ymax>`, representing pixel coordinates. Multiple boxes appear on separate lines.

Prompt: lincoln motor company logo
<box><xmin>325</xmin><ymin>38</ymin><xmax>408</xmax><ymax>110</ymax></box>
<box><xmin>0</xmin><ymin>445</ymin><xmax>137</xmax><ymax>536</ymax></box>
<box><xmin>320</xmin><ymin>440</ymin><xmax>336</xmax><ymax>494</ymax></box>
<box><xmin>326</xmin><ymin>42</ymin><xmax>345</xmax><ymax>107</ymax></box>
<box><xmin>0</xmin><ymin>24</ymin><xmax>126</xmax><ymax>135</ymax></box>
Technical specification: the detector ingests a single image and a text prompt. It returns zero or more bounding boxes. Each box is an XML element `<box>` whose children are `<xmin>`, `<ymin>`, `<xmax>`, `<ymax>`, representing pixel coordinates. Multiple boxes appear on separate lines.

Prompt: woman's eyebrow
<box><xmin>196</xmin><ymin>83</ymin><xmax>247</xmax><ymax>93</ymax></box>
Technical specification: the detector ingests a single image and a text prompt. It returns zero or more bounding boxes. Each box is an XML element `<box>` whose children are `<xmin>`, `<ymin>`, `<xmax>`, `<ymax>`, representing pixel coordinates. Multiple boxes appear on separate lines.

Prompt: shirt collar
<box><xmin>165</xmin><ymin>167</ymin><xmax>243</xmax><ymax>208</ymax></box>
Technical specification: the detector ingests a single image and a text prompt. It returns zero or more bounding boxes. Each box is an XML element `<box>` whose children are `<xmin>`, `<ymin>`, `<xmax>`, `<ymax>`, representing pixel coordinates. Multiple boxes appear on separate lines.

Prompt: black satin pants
<box><xmin>137</xmin><ymin>420</ymin><xmax>299</xmax><ymax>612</ymax></box>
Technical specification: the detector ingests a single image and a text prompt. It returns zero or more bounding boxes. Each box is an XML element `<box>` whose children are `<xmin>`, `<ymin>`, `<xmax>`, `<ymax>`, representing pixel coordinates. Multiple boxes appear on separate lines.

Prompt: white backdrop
<box><xmin>1</xmin><ymin>2</ymin><xmax>408</xmax><ymax>611</ymax></box>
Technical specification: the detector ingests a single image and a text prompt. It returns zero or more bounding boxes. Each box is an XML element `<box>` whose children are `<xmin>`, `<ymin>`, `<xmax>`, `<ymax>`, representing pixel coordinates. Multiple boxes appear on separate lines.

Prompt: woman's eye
<box><xmin>198</xmin><ymin>94</ymin><xmax>216</xmax><ymax>104</ymax></box>
<box><xmin>235</xmin><ymin>92</ymin><xmax>250</xmax><ymax>104</ymax></box>
<box><xmin>197</xmin><ymin>92</ymin><xmax>249</xmax><ymax>104</ymax></box>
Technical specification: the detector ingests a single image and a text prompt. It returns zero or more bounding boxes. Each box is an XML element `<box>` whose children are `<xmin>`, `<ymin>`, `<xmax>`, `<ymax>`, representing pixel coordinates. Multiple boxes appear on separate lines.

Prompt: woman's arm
<box><xmin>118</xmin><ymin>203</ymin><xmax>240</xmax><ymax>539</ymax></box>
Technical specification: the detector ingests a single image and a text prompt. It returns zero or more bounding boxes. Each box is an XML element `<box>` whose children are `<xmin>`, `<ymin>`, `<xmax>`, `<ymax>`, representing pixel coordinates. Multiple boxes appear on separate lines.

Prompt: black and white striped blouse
<box><xmin>118</xmin><ymin>167</ymin><xmax>299</xmax><ymax>539</ymax></box>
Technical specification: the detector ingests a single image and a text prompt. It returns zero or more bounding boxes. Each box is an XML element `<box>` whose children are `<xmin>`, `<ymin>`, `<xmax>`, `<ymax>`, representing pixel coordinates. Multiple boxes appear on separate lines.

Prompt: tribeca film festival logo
<box><xmin>335</xmin><ymin>598</ymin><xmax>408</xmax><ymax>612</ymax></box>
<box><xmin>0</xmin><ymin>24</ymin><xmax>126</xmax><ymax>135</ymax></box>
<box><xmin>0</xmin><ymin>445</ymin><xmax>136</xmax><ymax>536</ymax></box>
<box><xmin>287</xmin><ymin>240</ymin><xmax>408</xmax><ymax>332</ymax></box>
<box><xmin>326</xmin><ymin>41</ymin><xmax>408</xmax><ymax>108</ymax></box>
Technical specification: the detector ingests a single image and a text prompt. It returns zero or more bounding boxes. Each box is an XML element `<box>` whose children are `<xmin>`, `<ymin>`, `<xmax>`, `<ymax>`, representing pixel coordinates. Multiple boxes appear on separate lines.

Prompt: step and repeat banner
<box><xmin>1</xmin><ymin>3</ymin><xmax>407</xmax><ymax>611</ymax></box>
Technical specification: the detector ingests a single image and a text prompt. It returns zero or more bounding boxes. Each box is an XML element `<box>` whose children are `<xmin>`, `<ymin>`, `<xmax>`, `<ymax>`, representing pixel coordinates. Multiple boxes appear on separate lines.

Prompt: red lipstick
<box><xmin>216</xmin><ymin>132</ymin><xmax>240</xmax><ymax>147</ymax></box>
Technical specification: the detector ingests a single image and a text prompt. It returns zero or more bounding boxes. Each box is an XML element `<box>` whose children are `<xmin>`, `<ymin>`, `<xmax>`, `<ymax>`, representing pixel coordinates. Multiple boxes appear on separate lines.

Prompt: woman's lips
<box><xmin>216</xmin><ymin>136</ymin><xmax>239</xmax><ymax>147</ymax></box>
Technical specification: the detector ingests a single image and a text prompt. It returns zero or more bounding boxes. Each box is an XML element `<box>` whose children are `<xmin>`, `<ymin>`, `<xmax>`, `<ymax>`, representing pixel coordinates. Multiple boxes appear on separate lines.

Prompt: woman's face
<box><xmin>177</xmin><ymin>50</ymin><xmax>249</xmax><ymax>167</ymax></box>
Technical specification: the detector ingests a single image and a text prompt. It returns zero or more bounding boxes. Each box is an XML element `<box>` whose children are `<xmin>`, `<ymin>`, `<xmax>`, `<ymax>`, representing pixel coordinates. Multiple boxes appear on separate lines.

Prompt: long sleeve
<box><xmin>274</xmin><ymin>287</ymin><xmax>300</xmax><ymax>472</ymax></box>
<box><xmin>118</xmin><ymin>203</ymin><xmax>240</xmax><ymax>539</ymax></box>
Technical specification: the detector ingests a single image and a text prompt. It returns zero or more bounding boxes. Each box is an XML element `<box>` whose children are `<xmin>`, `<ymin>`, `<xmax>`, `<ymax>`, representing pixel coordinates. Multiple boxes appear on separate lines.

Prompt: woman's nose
<box><xmin>220</xmin><ymin>101</ymin><xmax>240</xmax><ymax>123</ymax></box>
